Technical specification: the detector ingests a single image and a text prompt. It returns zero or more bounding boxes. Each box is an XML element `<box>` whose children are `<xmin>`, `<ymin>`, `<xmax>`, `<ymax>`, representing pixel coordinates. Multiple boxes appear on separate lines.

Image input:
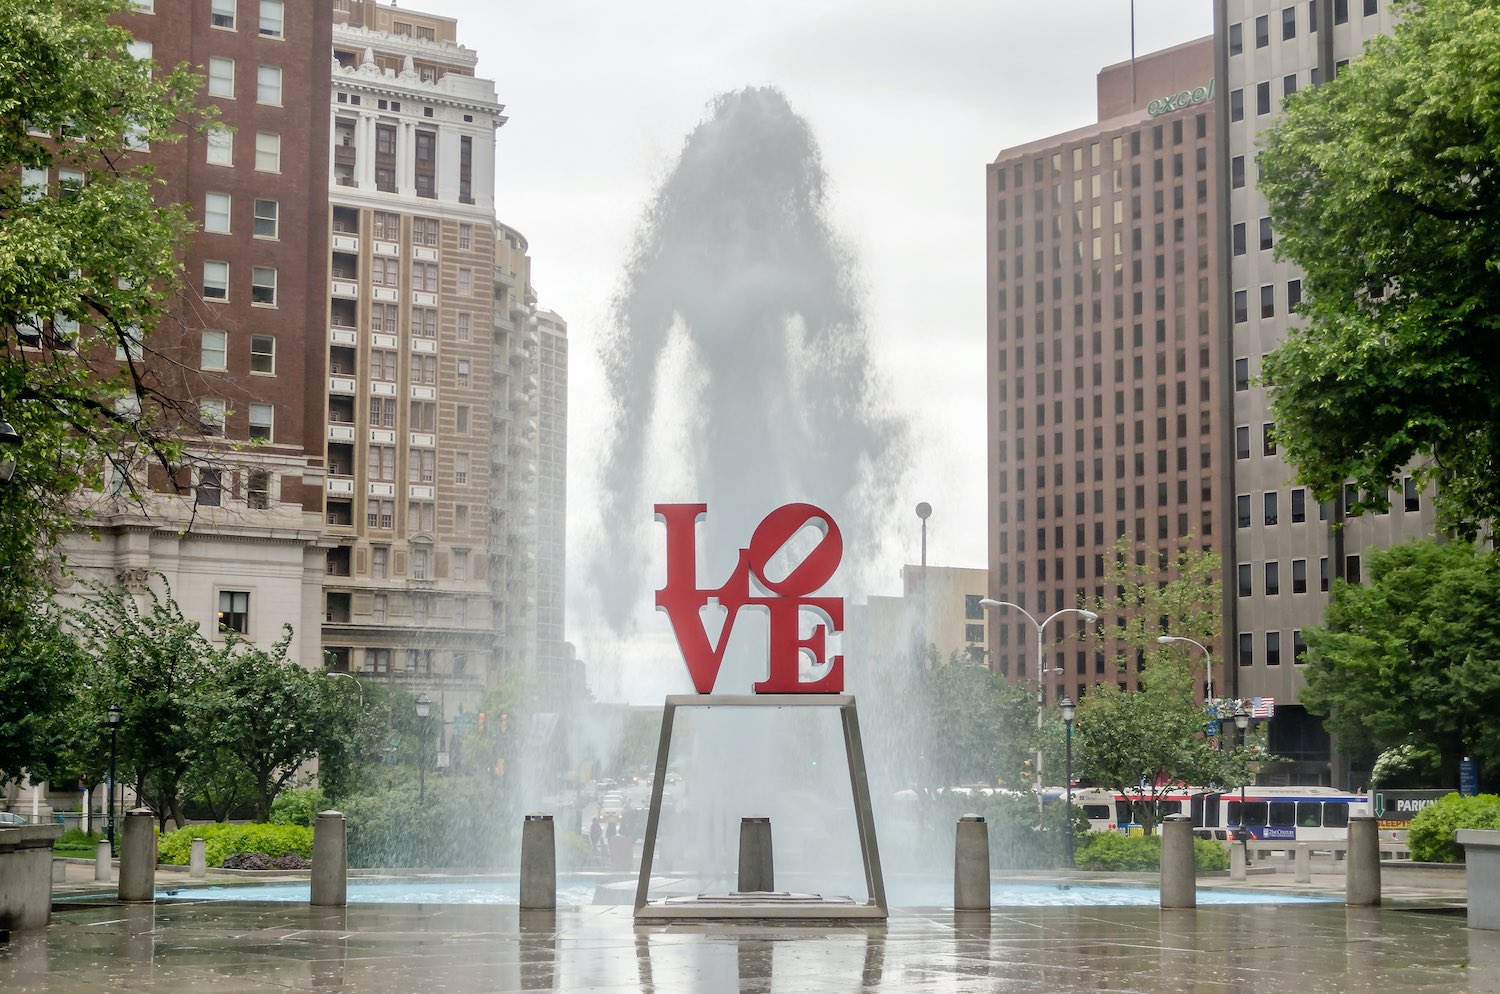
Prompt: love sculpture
<box><xmin>634</xmin><ymin>501</ymin><xmax>888</xmax><ymax>921</ymax></box>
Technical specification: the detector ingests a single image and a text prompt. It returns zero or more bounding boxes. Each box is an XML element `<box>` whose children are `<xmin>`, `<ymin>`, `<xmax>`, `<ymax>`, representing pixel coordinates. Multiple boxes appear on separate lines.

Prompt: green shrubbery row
<box><xmin>1408</xmin><ymin>793</ymin><xmax>1500</xmax><ymax>863</ymax></box>
<box><xmin>158</xmin><ymin>823</ymin><xmax>312</xmax><ymax>867</ymax></box>
<box><xmin>1074</xmin><ymin>831</ymin><xmax>1229</xmax><ymax>872</ymax></box>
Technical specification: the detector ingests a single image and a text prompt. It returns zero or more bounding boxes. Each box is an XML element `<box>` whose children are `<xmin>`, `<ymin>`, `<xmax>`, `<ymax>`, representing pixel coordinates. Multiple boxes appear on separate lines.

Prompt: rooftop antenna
<box><xmin>1130</xmin><ymin>0</ymin><xmax>1138</xmax><ymax>106</ymax></box>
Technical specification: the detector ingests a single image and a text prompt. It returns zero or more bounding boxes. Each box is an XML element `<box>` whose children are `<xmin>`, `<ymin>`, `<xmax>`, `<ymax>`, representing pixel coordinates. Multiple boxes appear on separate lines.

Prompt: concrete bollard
<box><xmin>310</xmin><ymin>811</ymin><xmax>347</xmax><ymax>908</ymax></box>
<box><xmin>738</xmin><ymin>817</ymin><xmax>774</xmax><ymax>893</ymax></box>
<box><xmin>1346</xmin><ymin>816</ymin><xmax>1381</xmax><ymax>906</ymax></box>
<box><xmin>954</xmin><ymin>815</ymin><xmax>990</xmax><ymax>911</ymax></box>
<box><xmin>52</xmin><ymin>859</ymin><xmax>67</xmax><ymax>884</ymax></box>
<box><xmin>117</xmin><ymin>808</ymin><xmax>155</xmax><ymax>903</ymax></box>
<box><xmin>95</xmin><ymin>840</ymin><xmax>111</xmax><ymax>882</ymax></box>
<box><xmin>1159</xmin><ymin>814</ymin><xmax>1196</xmax><ymax>909</ymax></box>
<box><xmin>1229</xmin><ymin>840</ymin><xmax>1247</xmax><ymax>881</ymax></box>
<box><xmin>189</xmin><ymin>837</ymin><xmax>207</xmax><ymax>879</ymax></box>
<box><xmin>520</xmin><ymin>814</ymin><xmax>556</xmax><ymax>910</ymax></box>
<box><xmin>1295</xmin><ymin>842</ymin><xmax>1312</xmax><ymax>884</ymax></box>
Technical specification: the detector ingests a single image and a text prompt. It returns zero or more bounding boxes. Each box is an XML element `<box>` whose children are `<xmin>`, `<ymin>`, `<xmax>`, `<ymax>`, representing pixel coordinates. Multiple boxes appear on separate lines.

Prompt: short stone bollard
<box><xmin>1294</xmin><ymin>843</ymin><xmax>1311</xmax><ymax>884</ymax></box>
<box><xmin>118</xmin><ymin>808</ymin><xmax>155</xmax><ymax>903</ymax></box>
<box><xmin>52</xmin><ymin>859</ymin><xmax>67</xmax><ymax>884</ymax></box>
<box><xmin>95</xmin><ymin>840</ymin><xmax>111</xmax><ymax>882</ymax></box>
<box><xmin>738</xmin><ymin>817</ymin><xmax>774</xmax><ymax>893</ymax></box>
<box><xmin>1159</xmin><ymin>814</ymin><xmax>1196</xmax><ymax>909</ymax></box>
<box><xmin>190</xmin><ymin>837</ymin><xmax>207</xmax><ymax>879</ymax></box>
<box><xmin>520</xmin><ymin>814</ymin><xmax>556</xmax><ymax>910</ymax></box>
<box><xmin>1229</xmin><ymin>839</ymin><xmax>1247</xmax><ymax>881</ymax></box>
<box><xmin>1346</xmin><ymin>815</ymin><xmax>1381</xmax><ymax>907</ymax></box>
<box><xmin>310</xmin><ymin>811</ymin><xmax>347</xmax><ymax>908</ymax></box>
<box><xmin>1458</xmin><ymin>830</ymin><xmax>1500</xmax><ymax>930</ymax></box>
<box><xmin>954</xmin><ymin>815</ymin><xmax>990</xmax><ymax>911</ymax></box>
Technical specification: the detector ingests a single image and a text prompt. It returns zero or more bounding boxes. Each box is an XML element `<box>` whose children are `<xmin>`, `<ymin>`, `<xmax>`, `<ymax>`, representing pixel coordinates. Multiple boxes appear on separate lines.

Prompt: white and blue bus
<box><xmin>1076</xmin><ymin>785</ymin><xmax>1369</xmax><ymax>842</ymax></box>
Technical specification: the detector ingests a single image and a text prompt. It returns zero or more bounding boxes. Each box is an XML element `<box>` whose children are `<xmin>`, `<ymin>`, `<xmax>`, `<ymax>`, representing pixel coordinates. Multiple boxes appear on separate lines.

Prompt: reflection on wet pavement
<box><xmin>4</xmin><ymin>899</ymin><xmax>1500</xmax><ymax>992</ymax></box>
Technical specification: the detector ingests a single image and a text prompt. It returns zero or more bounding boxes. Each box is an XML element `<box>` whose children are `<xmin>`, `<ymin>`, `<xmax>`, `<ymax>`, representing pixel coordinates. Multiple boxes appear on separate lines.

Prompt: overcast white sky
<box><xmin>406</xmin><ymin>0</ymin><xmax>1214</xmax><ymax>686</ymax></box>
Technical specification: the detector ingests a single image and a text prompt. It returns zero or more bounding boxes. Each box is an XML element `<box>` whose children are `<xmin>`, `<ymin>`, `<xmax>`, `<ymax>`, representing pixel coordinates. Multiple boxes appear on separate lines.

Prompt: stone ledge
<box><xmin>0</xmin><ymin>824</ymin><xmax>64</xmax><ymax>853</ymax></box>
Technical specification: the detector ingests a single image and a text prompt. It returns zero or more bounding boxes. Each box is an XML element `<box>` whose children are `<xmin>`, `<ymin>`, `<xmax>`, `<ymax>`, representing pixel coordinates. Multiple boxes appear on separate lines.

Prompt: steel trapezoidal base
<box><xmin>632</xmin><ymin>693</ymin><xmax>888</xmax><ymax>921</ymax></box>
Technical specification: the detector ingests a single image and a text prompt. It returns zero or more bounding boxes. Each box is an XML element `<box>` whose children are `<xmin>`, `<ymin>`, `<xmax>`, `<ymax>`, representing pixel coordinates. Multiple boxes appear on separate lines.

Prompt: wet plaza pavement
<box><xmin>5</xmin><ymin>885</ymin><xmax>1500</xmax><ymax>993</ymax></box>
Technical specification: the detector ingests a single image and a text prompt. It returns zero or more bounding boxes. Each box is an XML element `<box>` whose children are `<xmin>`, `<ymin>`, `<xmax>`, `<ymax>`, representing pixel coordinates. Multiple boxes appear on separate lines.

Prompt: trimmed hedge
<box><xmin>1075</xmin><ymin>831</ymin><xmax>1229</xmax><ymax>872</ymax></box>
<box><xmin>158</xmin><ymin>823</ymin><xmax>313</xmax><ymax>868</ymax></box>
<box><xmin>1408</xmin><ymin>793</ymin><xmax>1500</xmax><ymax>863</ymax></box>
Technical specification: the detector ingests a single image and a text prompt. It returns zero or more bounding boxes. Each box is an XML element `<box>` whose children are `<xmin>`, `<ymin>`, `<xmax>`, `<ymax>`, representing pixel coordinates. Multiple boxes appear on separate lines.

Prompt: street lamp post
<box><xmin>416</xmin><ymin>693</ymin><xmax>431</xmax><ymax>805</ymax></box>
<box><xmin>326</xmin><ymin>671</ymin><xmax>364</xmax><ymax>708</ymax></box>
<box><xmin>1061</xmin><ymin>696</ymin><xmax>1076</xmax><ymax>868</ymax></box>
<box><xmin>106</xmin><ymin>704</ymin><xmax>121</xmax><ymax>849</ymax></box>
<box><xmin>1234</xmin><ymin>706</ymin><xmax>1250</xmax><ymax>861</ymax></box>
<box><xmin>915</xmin><ymin>502</ymin><xmax>931</xmax><ymax>664</ymax></box>
<box><xmin>979</xmin><ymin>599</ymin><xmax>1099</xmax><ymax>787</ymax></box>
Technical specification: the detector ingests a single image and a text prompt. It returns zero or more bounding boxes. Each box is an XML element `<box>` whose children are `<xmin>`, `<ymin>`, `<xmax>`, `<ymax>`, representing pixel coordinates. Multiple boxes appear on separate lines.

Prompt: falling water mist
<box><xmin>582</xmin><ymin>86</ymin><xmax>933</xmax><ymax>895</ymax></box>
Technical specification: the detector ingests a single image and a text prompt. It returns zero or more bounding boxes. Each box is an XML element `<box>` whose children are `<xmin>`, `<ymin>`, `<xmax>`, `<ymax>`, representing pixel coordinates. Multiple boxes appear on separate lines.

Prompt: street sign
<box><xmin>1461</xmin><ymin>757</ymin><xmax>1480</xmax><ymax>797</ymax></box>
<box><xmin>452</xmin><ymin>714</ymin><xmax>475</xmax><ymax>733</ymax></box>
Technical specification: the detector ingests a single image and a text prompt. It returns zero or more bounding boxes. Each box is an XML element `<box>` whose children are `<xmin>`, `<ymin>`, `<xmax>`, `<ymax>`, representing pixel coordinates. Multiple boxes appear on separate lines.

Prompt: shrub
<box><xmin>270</xmin><ymin>788</ymin><xmax>326</xmax><ymax>827</ymax></box>
<box><xmin>1074</xmin><ymin>831</ymin><xmax>1229</xmax><ymax>872</ymax></box>
<box><xmin>158</xmin><ymin>823</ymin><xmax>313</xmax><ymax>867</ymax></box>
<box><xmin>1408</xmin><ymin>793</ymin><xmax>1500</xmax><ymax>863</ymax></box>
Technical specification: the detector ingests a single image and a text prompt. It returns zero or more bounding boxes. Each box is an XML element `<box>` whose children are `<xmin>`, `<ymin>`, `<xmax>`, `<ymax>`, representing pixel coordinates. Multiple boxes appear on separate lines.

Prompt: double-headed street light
<box><xmin>106</xmin><ymin>704</ymin><xmax>121</xmax><ymax>849</ymax></box>
<box><xmin>979</xmin><ymin>599</ymin><xmax>1099</xmax><ymax>786</ymax></box>
<box><xmin>1060</xmin><ymin>695</ymin><xmax>1077</xmax><ymax>868</ymax></box>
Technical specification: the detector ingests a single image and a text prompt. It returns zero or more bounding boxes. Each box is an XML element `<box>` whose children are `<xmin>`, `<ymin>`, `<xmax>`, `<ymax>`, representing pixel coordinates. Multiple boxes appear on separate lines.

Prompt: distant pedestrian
<box><xmin>589</xmin><ymin>815</ymin><xmax>603</xmax><ymax>851</ymax></box>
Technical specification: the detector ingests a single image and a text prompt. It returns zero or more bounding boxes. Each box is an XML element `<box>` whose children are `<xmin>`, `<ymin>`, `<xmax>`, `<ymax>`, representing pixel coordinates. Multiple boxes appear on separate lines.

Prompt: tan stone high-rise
<box><xmin>986</xmin><ymin>38</ymin><xmax>1225</xmax><ymax>705</ymax></box>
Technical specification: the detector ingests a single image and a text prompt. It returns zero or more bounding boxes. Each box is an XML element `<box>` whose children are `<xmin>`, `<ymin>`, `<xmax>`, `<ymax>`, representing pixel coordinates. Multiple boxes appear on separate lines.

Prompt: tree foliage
<box><xmin>1301</xmin><ymin>539</ymin><xmax>1500</xmax><ymax>787</ymax></box>
<box><xmin>922</xmin><ymin>654</ymin><xmax>1037</xmax><ymax>788</ymax></box>
<box><xmin>0</xmin><ymin>602</ymin><xmax>83</xmax><ymax>784</ymax></box>
<box><xmin>1259</xmin><ymin>0</ymin><xmax>1500</xmax><ymax>537</ymax></box>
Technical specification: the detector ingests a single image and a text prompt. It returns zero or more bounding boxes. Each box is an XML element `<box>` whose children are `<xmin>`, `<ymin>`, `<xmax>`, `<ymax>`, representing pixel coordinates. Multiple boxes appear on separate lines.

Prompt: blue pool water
<box><xmin>159</xmin><ymin>876</ymin><xmax>1335</xmax><ymax>908</ymax></box>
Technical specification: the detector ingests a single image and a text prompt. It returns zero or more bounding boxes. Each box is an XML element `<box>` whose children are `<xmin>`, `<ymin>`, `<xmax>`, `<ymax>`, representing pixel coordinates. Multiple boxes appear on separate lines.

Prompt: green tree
<box><xmin>922</xmin><ymin>654</ymin><xmax>1037</xmax><ymax>788</ymax></box>
<box><xmin>1301</xmin><ymin>539</ymin><xmax>1500</xmax><ymax>787</ymax></box>
<box><xmin>0</xmin><ymin>602</ymin><xmax>84</xmax><ymax>785</ymax></box>
<box><xmin>1258</xmin><ymin>0</ymin><xmax>1500</xmax><ymax>538</ymax></box>
<box><xmin>1092</xmin><ymin>534</ymin><xmax>1222</xmax><ymax>689</ymax></box>
<box><xmin>70</xmin><ymin>581</ymin><xmax>213</xmax><ymax>828</ymax></box>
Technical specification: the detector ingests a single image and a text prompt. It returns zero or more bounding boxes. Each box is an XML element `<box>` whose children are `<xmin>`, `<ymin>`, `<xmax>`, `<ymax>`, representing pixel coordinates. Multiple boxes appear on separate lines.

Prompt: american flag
<box><xmin>1252</xmin><ymin>697</ymin><xmax>1275</xmax><ymax>718</ymax></box>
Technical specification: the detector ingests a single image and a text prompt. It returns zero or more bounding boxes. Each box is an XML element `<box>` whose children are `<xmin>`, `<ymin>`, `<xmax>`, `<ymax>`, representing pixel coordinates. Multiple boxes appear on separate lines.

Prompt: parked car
<box><xmin>598</xmin><ymin>793</ymin><xmax>626</xmax><ymax>818</ymax></box>
<box><xmin>0</xmin><ymin>811</ymin><xmax>27</xmax><ymax>825</ymax></box>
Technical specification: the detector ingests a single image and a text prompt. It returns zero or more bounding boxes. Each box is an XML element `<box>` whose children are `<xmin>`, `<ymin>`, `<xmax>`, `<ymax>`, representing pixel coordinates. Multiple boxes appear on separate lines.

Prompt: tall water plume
<box><xmin>592</xmin><ymin>86</ymin><xmax>906</xmax><ymax>641</ymax></box>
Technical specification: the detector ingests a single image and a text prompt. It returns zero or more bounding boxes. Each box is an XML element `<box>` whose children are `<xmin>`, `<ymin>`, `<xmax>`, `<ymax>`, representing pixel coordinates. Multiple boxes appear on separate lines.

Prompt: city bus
<box><xmin>1074</xmin><ymin>785</ymin><xmax>1369</xmax><ymax>842</ymax></box>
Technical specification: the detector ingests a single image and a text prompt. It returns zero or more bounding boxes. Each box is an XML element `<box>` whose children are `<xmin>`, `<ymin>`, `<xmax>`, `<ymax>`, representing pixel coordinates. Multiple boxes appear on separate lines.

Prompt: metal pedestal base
<box><xmin>632</xmin><ymin>694</ymin><xmax>888</xmax><ymax>921</ymax></box>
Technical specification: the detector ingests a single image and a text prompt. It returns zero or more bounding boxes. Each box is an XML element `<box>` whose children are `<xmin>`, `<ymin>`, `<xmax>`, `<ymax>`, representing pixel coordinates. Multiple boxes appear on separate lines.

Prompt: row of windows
<box><xmin>1232</xmin><ymin>281</ymin><xmax>1302</xmax><ymax>323</ymax></box>
<box><xmin>206</xmin><ymin>128</ymin><xmax>281</xmax><ymax>171</ymax></box>
<box><xmin>363</xmin><ymin>445</ymin><xmax>474</xmax><ymax>485</ymax></box>
<box><xmin>198</xmin><ymin>398</ymin><xmax>274</xmax><ymax>441</ymax></box>
<box><xmin>993</xmin><ymin>116</ymin><xmax>1210</xmax><ymax>193</ymax></box>
<box><xmin>995</xmin><ymin>512</ymin><xmax>1214</xmax><ymax>562</ymax></box>
<box><xmin>1234</xmin><ymin>480</ymin><xmax>1421</xmax><ymax>528</ymax></box>
<box><xmin>200</xmin><ymin>328</ymin><xmax>275</xmax><ymax>374</ymax></box>
<box><xmin>998</xmin><ymin>180</ymin><xmax>1209</xmax><ymax>251</ymax></box>
<box><xmin>194</xmin><ymin>468</ymin><xmax>271</xmax><ymax>511</ymax></box>
<box><xmin>206</xmin><ymin>58</ymin><xmax>286</xmax><ymax>106</ymax></box>
<box><xmin>202</xmin><ymin>261</ymin><xmax>278</xmax><ymax>306</ymax></box>
<box><xmin>205</xmin><ymin>0</ymin><xmax>285</xmax><ymax>37</ymax></box>
<box><xmin>1236</xmin><ymin>556</ymin><xmax>1359</xmax><ymax>598</ymax></box>
<box><xmin>996</xmin><ymin>149</ymin><xmax>1212</xmax><ymax>224</ymax></box>
<box><xmin>203</xmin><ymin>193</ymin><xmax>279</xmax><ymax>238</ymax></box>
<box><xmin>1236</xmin><ymin>629</ymin><xmax>1308</xmax><ymax>668</ymax></box>
<box><xmin>997</xmin><ymin>345</ymin><xmax>1213</xmax><ymax>387</ymax></box>
<box><xmin>1226</xmin><ymin>0</ymin><xmax>1374</xmax><ymax>56</ymax></box>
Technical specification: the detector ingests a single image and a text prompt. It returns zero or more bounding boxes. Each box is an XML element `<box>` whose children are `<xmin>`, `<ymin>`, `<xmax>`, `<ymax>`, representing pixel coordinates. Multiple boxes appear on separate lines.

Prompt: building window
<box><xmin>457</xmin><ymin>267</ymin><xmax>472</xmax><ymax>296</ymax></box>
<box><xmin>1233</xmin><ymin>289</ymin><xmax>1247</xmax><ymax>323</ymax></box>
<box><xmin>259</xmin><ymin>0</ymin><xmax>283</xmax><ymax>37</ymax></box>
<box><xmin>1291</xmin><ymin>487</ymin><xmax>1306</xmax><ymax>522</ymax></box>
<box><xmin>456</xmin><ymin>313</ymin><xmax>470</xmax><ymax>341</ymax></box>
<box><xmin>456</xmin><ymin>358</ymin><xmax>470</xmax><ymax>386</ymax></box>
<box><xmin>454</xmin><ymin>549</ymin><xmax>468</xmax><ymax>581</ymax></box>
<box><xmin>458</xmin><ymin>223</ymin><xmax>471</xmax><ymax>249</ymax></box>
<box><xmin>207</xmin><ymin>57</ymin><xmax>234</xmax><ymax>97</ymax></box>
<box><xmin>1293</xmin><ymin>630</ymin><xmax>1307</xmax><ymax>663</ymax></box>
<box><xmin>414</xmin><ymin>130</ymin><xmax>436</xmax><ymax>198</ymax></box>
<box><xmin>1403</xmin><ymin>476</ymin><xmax>1421</xmax><ymax>512</ymax></box>
<box><xmin>1234</xmin><ymin>357</ymin><xmax>1249</xmax><ymax>391</ymax></box>
<box><xmin>411</xmin><ymin>548</ymin><xmax>429</xmax><ymax>580</ymax></box>
<box><xmin>249</xmin><ymin>334</ymin><xmax>275</xmax><ymax>374</ymax></box>
<box><xmin>1255</xmin><ymin>13</ymin><xmax>1269</xmax><ymax>46</ymax></box>
<box><xmin>367</xmin><ymin>444</ymin><xmax>394</xmax><ymax>481</ymax></box>
<box><xmin>244</xmin><ymin>469</ymin><xmax>269</xmax><ymax>509</ymax></box>
<box><xmin>1266</xmin><ymin>631</ymin><xmax>1282</xmax><ymax>666</ymax></box>
<box><xmin>412</xmin><ymin>262</ymin><xmax>438</xmax><ymax>292</ymax></box>
<box><xmin>1238</xmin><ymin>632</ymin><xmax>1253</xmax><ymax>666</ymax></box>
<box><xmin>201</xmin><ymin>328</ymin><xmax>228</xmax><ymax>369</ymax></box>
<box><xmin>1345</xmin><ymin>554</ymin><xmax>1361</xmax><ymax>584</ymax></box>
<box><xmin>372</xmin><ymin>594</ymin><xmax>387</xmax><ymax>624</ymax></box>
<box><xmin>1235</xmin><ymin>425</ymin><xmax>1250</xmax><ymax>459</ymax></box>
<box><xmin>1259</xmin><ymin>217</ymin><xmax>1274</xmax><ymax>250</ymax></box>
<box><xmin>1293</xmin><ymin>559</ymin><xmax>1307</xmax><ymax>593</ymax></box>
<box><xmin>1257</xmin><ymin>81</ymin><xmax>1271</xmax><ymax>116</ymax></box>
<box><xmin>412</xmin><ymin>217</ymin><xmax>439</xmax><ymax>246</ymax></box>
<box><xmin>409</xmin><ymin>501</ymin><xmax>434</xmax><ymax>533</ymax></box>
<box><xmin>366</xmin><ymin>498</ymin><xmax>393</xmax><ymax>529</ymax></box>
<box><xmin>1284</xmin><ymin>74</ymin><xmax>1298</xmax><ymax>98</ymax></box>
<box><xmin>200</xmin><ymin>398</ymin><xmax>226</xmax><ymax>436</ymax></box>
<box><xmin>1232</xmin><ymin>222</ymin><xmax>1246</xmax><ymax>256</ymax></box>
<box><xmin>251</xmin><ymin>266</ymin><xmax>276</xmax><ymax>306</ymax></box>
<box><xmin>1228</xmin><ymin>22</ymin><xmax>1242</xmax><ymax>55</ymax></box>
<box><xmin>253</xmin><ymin>198</ymin><xmax>278</xmax><ymax>238</ymax></box>
<box><xmin>1231</xmin><ymin>155</ymin><xmax>1245</xmax><ymax>189</ymax></box>
<box><xmin>218</xmin><ymin>590</ymin><xmax>249</xmax><ymax>634</ymax></box>
<box><xmin>456</xmin><ymin>405</ymin><xmax>470</xmax><ymax>434</ymax></box>
<box><xmin>1265</xmin><ymin>561</ymin><xmax>1280</xmax><ymax>596</ymax></box>
<box><xmin>1263</xmin><ymin>423</ymin><xmax>1277</xmax><ymax>456</ymax></box>
<box><xmin>1264</xmin><ymin>492</ymin><xmax>1279</xmax><ymax>526</ymax></box>
<box><xmin>256</xmin><ymin>64</ymin><xmax>282</xmax><ymax>104</ymax></box>
<box><xmin>1320</xmin><ymin>557</ymin><xmax>1330</xmax><ymax>592</ymax></box>
<box><xmin>255</xmin><ymin>131</ymin><xmax>280</xmax><ymax>172</ymax></box>
<box><xmin>1237</xmin><ymin>494</ymin><xmax>1251</xmax><ymax>528</ymax></box>
<box><xmin>1230</xmin><ymin>89</ymin><xmax>1244</xmax><ymax>122</ymax></box>
<box><xmin>1260</xmin><ymin>284</ymin><xmax>1275</xmax><ymax>318</ymax></box>
<box><xmin>204</xmin><ymin>192</ymin><xmax>230</xmax><ymax>233</ymax></box>
<box><xmin>454</xmin><ymin>452</ymin><xmax>468</xmax><ymax>485</ymax></box>
<box><xmin>203</xmin><ymin>261</ymin><xmax>228</xmax><ymax>300</ymax></box>
<box><xmin>371</xmin><ymin>546</ymin><xmax>388</xmax><ymax>578</ymax></box>
<box><xmin>410</xmin><ymin>401</ymin><xmax>435</xmax><ymax>432</ymax></box>
<box><xmin>211</xmin><ymin>0</ymin><xmax>235</xmax><ymax>29</ymax></box>
<box><xmin>1283</xmin><ymin>5</ymin><xmax>1297</xmax><ymax>38</ymax></box>
<box><xmin>1335</xmin><ymin>0</ymin><xmax>1349</xmax><ymax>24</ymax></box>
<box><xmin>1364</xmin><ymin>0</ymin><xmax>1376</xmax><ymax>12</ymax></box>
<box><xmin>1287</xmin><ymin>279</ymin><xmax>1302</xmax><ymax>310</ymax></box>
<box><xmin>247</xmin><ymin>403</ymin><xmax>273</xmax><ymax>441</ymax></box>
<box><xmin>206</xmin><ymin>125</ymin><xmax>233</xmax><ymax>165</ymax></box>
<box><xmin>1237</xmin><ymin>562</ymin><xmax>1252</xmax><ymax>597</ymax></box>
